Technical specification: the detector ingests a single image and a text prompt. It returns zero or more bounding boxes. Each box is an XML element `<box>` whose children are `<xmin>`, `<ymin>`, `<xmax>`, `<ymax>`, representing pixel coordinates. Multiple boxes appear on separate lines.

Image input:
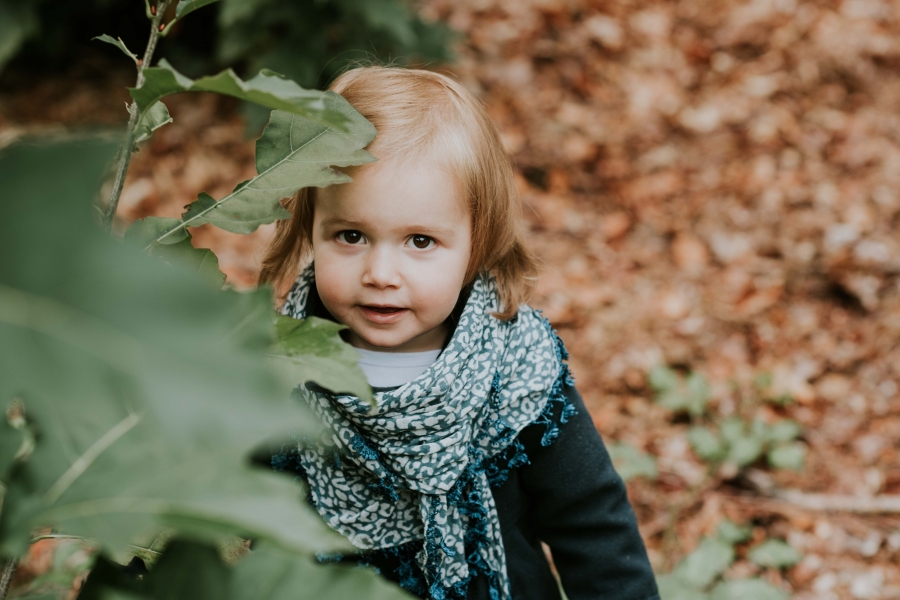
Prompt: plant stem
<box><xmin>102</xmin><ymin>0</ymin><xmax>172</xmax><ymax>232</ymax></box>
<box><xmin>0</xmin><ymin>557</ymin><xmax>19</xmax><ymax>600</ymax></box>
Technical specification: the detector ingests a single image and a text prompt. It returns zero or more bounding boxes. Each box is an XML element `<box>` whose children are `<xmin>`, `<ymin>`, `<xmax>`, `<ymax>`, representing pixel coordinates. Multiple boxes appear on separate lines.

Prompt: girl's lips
<box><xmin>359</xmin><ymin>305</ymin><xmax>408</xmax><ymax>324</ymax></box>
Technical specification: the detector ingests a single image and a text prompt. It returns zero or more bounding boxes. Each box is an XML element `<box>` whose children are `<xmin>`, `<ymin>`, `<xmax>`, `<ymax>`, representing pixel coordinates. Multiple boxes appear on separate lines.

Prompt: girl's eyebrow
<box><xmin>319</xmin><ymin>217</ymin><xmax>365</xmax><ymax>228</ymax></box>
<box><xmin>319</xmin><ymin>217</ymin><xmax>458</xmax><ymax>237</ymax></box>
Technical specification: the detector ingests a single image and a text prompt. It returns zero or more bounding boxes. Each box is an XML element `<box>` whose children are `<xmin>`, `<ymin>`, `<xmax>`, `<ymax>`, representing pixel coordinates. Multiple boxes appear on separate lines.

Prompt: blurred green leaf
<box><xmin>124</xmin><ymin>217</ymin><xmax>225</xmax><ymax>289</ymax></box>
<box><xmin>0</xmin><ymin>2</ymin><xmax>39</xmax><ymax>73</ymax></box>
<box><xmin>232</xmin><ymin>542</ymin><xmax>415</xmax><ymax>599</ymax></box>
<box><xmin>656</xmin><ymin>574</ymin><xmax>709</xmax><ymax>600</ymax></box>
<box><xmin>685</xmin><ymin>372</ymin><xmax>711</xmax><ymax>416</ymax></box>
<box><xmin>766</xmin><ymin>443</ymin><xmax>806</xmax><ymax>471</ymax></box>
<box><xmin>719</xmin><ymin>417</ymin><xmax>745</xmax><ymax>446</ymax></box>
<box><xmin>716</xmin><ymin>520</ymin><xmax>752</xmax><ymax>545</ymax></box>
<box><xmin>130</xmin><ymin>59</ymin><xmax>350</xmax><ymax>129</ymax></box>
<box><xmin>270</xmin><ymin>315</ymin><xmax>372</xmax><ymax>403</ymax></box>
<box><xmin>607</xmin><ymin>442</ymin><xmax>658</xmax><ymax>482</ymax></box>
<box><xmin>92</xmin><ymin>35</ymin><xmax>139</xmax><ymax>65</ymax></box>
<box><xmin>727</xmin><ymin>436</ymin><xmax>763</xmax><ymax>468</ymax></box>
<box><xmin>78</xmin><ymin>539</ymin><xmax>414</xmax><ymax>600</ymax></box>
<box><xmin>688</xmin><ymin>426</ymin><xmax>725</xmax><ymax>462</ymax></box>
<box><xmin>752</xmin><ymin>372</ymin><xmax>772</xmax><ymax>390</ymax></box>
<box><xmin>133</xmin><ymin>101</ymin><xmax>173</xmax><ymax>144</ymax></box>
<box><xmin>710</xmin><ymin>578</ymin><xmax>789</xmax><ymax>600</ymax></box>
<box><xmin>174</xmin><ymin>0</ymin><xmax>220</xmax><ymax>21</ymax></box>
<box><xmin>748</xmin><ymin>539</ymin><xmax>802</xmax><ymax>569</ymax></box>
<box><xmin>673</xmin><ymin>537</ymin><xmax>735</xmax><ymax>590</ymax></box>
<box><xmin>0</xmin><ymin>138</ymin><xmax>342</xmax><ymax>558</ymax></box>
<box><xmin>649</xmin><ymin>365</ymin><xmax>679</xmax><ymax>392</ymax></box>
<box><xmin>766</xmin><ymin>420</ymin><xmax>801</xmax><ymax>443</ymax></box>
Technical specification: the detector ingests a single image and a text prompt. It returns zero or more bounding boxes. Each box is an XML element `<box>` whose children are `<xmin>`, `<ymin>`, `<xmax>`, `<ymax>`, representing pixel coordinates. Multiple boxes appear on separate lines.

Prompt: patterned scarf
<box><xmin>280</xmin><ymin>265</ymin><xmax>572</xmax><ymax>599</ymax></box>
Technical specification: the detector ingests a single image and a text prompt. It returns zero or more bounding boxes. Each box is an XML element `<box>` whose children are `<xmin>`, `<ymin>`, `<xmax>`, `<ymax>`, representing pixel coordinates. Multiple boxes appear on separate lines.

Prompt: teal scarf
<box><xmin>280</xmin><ymin>265</ymin><xmax>573</xmax><ymax>599</ymax></box>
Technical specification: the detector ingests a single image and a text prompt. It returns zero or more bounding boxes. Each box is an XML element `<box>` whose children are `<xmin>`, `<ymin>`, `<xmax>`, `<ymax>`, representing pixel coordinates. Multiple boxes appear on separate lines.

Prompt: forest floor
<box><xmin>2</xmin><ymin>0</ymin><xmax>900</xmax><ymax>599</ymax></box>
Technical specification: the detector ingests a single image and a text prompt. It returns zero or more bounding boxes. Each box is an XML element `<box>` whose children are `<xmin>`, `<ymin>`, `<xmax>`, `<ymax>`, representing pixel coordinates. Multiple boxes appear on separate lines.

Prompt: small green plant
<box><xmin>648</xmin><ymin>366</ymin><xmax>711</xmax><ymax>416</ymax></box>
<box><xmin>688</xmin><ymin>417</ymin><xmax>806</xmax><ymax>475</ymax></box>
<box><xmin>655</xmin><ymin>520</ymin><xmax>799</xmax><ymax>600</ymax></box>
<box><xmin>648</xmin><ymin>365</ymin><xmax>806</xmax><ymax>477</ymax></box>
<box><xmin>608</xmin><ymin>442</ymin><xmax>658</xmax><ymax>483</ymax></box>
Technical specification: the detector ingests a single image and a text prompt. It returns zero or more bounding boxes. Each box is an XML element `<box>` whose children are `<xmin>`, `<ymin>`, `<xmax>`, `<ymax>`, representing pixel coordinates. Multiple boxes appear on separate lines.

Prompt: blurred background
<box><xmin>2</xmin><ymin>0</ymin><xmax>899</xmax><ymax>598</ymax></box>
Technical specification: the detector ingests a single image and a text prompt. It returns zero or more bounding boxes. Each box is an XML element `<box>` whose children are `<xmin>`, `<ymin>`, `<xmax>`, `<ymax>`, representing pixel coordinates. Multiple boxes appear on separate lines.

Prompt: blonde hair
<box><xmin>259</xmin><ymin>66</ymin><xmax>538</xmax><ymax>320</ymax></box>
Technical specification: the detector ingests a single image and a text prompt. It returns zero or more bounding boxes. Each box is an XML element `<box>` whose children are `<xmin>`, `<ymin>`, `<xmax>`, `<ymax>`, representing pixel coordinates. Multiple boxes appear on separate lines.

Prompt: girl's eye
<box><xmin>337</xmin><ymin>230</ymin><xmax>365</xmax><ymax>245</ymax></box>
<box><xmin>409</xmin><ymin>235</ymin><xmax>435</xmax><ymax>250</ymax></box>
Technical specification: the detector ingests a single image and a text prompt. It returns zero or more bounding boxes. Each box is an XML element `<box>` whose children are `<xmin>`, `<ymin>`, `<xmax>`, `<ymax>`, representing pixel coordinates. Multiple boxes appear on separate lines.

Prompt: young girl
<box><xmin>259</xmin><ymin>66</ymin><xmax>660</xmax><ymax>600</ymax></box>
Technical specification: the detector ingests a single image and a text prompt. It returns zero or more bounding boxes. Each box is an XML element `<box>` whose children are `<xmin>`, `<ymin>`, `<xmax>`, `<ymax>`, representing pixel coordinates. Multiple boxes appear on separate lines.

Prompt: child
<box><xmin>259</xmin><ymin>66</ymin><xmax>660</xmax><ymax>600</ymax></box>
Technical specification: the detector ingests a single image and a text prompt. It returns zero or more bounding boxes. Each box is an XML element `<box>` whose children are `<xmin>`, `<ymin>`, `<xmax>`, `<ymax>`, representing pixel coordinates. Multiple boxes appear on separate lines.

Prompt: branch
<box><xmin>0</xmin><ymin>558</ymin><xmax>19</xmax><ymax>600</ymax></box>
<box><xmin>774</xmin><ymin>490</ymin><xmax>900</xmax><ymax>514</ymax></box>
<box><xmin>739</xmin><ymin>468</ymin><xmax>900</xmax><ymax>514</ymax></box>
<box><xmin>102</xmin><ymin>0</ymin><xmax>172</xmax><ymax>231</ymax></box>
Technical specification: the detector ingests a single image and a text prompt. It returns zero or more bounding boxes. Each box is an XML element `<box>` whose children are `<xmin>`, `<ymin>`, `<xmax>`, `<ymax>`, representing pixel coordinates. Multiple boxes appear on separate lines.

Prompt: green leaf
<box><xmin>130</xmin><ymin>59</ymin><xmax>350</xmax><ymax>130</ymax></box>
<box><xmin>673</xmin><ymin>537</ymin><xmax>735</xmax><ymax>590</ymax></box>
<box><xmin>607</xmin><ymin>442</ymin><xmax>658</xmax><ymax>482</ymax></box>
<box><xmin>0</xmin><ymin>2</ymin><xmax>39</xmax><ymax>73</ymax></box>
<box><xmin>270</xmin><ymin>315</ymin><xmax>372</xmax><ymax>403</ymax></box>
<box><xmin>125</xmin><ymin>217</ymin><xmax>189</xmax><ymax>247</ymax></box>
<box><xmin>767</xmin><ymin>442</ymin><xmax>806</xmax><ymax>471</ymax></box>
<box><xmin>685</xmin><ymin>372</ymin><xmax>711</xmax><ymax>416</ymax></box>
<box><xmin>232</xmin><ymin>542</ymin><xmax>415</xmax><ymax>599</ymax></box>
<box><xmin>93</xmin><ymin>35</ymin><xmax>139</xmax><ymax>66</ymax></box>
<box><xmin>766</xmin><ymin>420</ymin><xmax>801</xmax><ymax>443</ymax></box>
<box><xmin>719</xmin><ymin>417</ymin><xmax>746</xmax><ymax>445</ymax></box>
<box><xmin>0</xmin><ymin>138</ymin><xmax>343</xmax><ymax>557</ymax></box>
<box><xmin>0</xmin><ymin>401</ymin><xmax>34</xmax><ymax>480</ymax></box>
<box><xmin>649</xmin><ymin>365</ymin><xmax>680</xmax><ymax>392</ymax></box>
<box><xmin>727</xmin><ymin>436</ymin><xmax>763</xmax><ymax>468</ymax></box>
<box><xmin>688</xmin><ymin>426</ymin><xmax>726</xmax><ymax>462</ymax></box>
<box><xmin>156</xmin><ymin>101</ymin><xmax>376</xmax><ymax>239</ymax></box>
<box><xmin>152</xmin><ymin>239</ymin><xmax>227</xmax><ymax>289</ymax></box>
<box><xmin>710</xmin><ymin>578</ymin><xmax>789</xmax><ymax>600</ymax></box>
<box><xmin>133</xmin><ymin>101</ymin><xmax>173</xmax><ymax>144</ymax></box>
<box><xmin>752</xmin><ymin>372</ymin><xmax>773</xmax><ymax>390</ymax></box>
<box><xmin>174</xmin><ymin>0</ymin><xmax>221</xmax><ymax>21</ymax></box>
<box><xmin>655</xmin><ymin>574</ymin><xmax>709</xmax><ymax>600</ymax></box>
<box><xmin>80</xmin><ymin>539</ymin><xmax>414</xmax><ymax>600</ymax></box>
<box><xmin>656</xmin><ymin>389</ymin><xmax>688</xmax><ymax>412</ymax></box>
<box><xmin>748</xmin><ymin>539</ymin><xmax>802</xmax><ymax>569</ymax></box>
<box><xmin>716</xmin><ymin>520</ymin><xmax>752</xmax><ymax>544</ymax></box>
<box><xmin>124</xmin><ymin>217</ymin><xmax>225</xmax><ymax>289</ymax></box>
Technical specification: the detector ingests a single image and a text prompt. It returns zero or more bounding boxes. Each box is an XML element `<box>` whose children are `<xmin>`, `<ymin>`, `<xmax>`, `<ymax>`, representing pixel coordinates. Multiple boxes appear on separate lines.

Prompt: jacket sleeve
<box><xmin>516</xmin><ymin>384</ymin><xmax>660</xmax><ymax>600</ymax></box>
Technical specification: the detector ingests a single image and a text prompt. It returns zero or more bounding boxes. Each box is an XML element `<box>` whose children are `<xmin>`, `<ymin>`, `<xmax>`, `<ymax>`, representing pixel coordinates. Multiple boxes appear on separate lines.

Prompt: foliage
<box><xmin>129</xmin><ymin>59</ymin><xmax>353</xmax><ymax>130</ymax></box>
<box><xmin>747</xmin><ymin>540</ymin><xmax>802</xmax><ymax>570</ymax></box>
<box><xmin>648</xmin><ymin>366</ymin><xmax>711</xmax><ymax>416</ymax></box>
<box><xmin>215</xmin><ymin>0</ymin><xmax>455</xmax><ymax>87</ymax></box>
<box><xmin>0</xmin><ymin>0</ymin><xmax>454</xmax><ymax>90</ymax></box>
<box><xmin>0</xmin><ymin>136</ymin><xmax>400</xmax><ymax>597</ymax></box>
<box><xmin>126</xmin><ymin>97</ymin><xmax>376</xmax><ymax>255</ymax></box>
<box><xmin>0</xmin><ymin>137</ymin><xmax>339</xmax><ymax>556</ymax></box>
<box><xmin>76</xmin><ymin>539</ymin><xmax>414</xmax><ymax>600</ymax></box>
<box><xmin>655</xmin><ymin>520</ymin><xmax>797</xmax><ymax>600</ymax></box>
<box><xmin>8</xmin><ymin>538</ymin><xmax>96</xmax><ymax>599</ymax></box>
<box><xmin>687</xmin><ymin>417</ymin><xmax>805</xmax><ymax>473</ymax></box>
<box><xmin>607</xmin><ymin>442</ymin><xmax>658</xmax><ymax>483</ymax></box>
<box><xmin>648</xmin><ymin>365</ymin><xmax>806</xmax><ymax>477</ymax></box>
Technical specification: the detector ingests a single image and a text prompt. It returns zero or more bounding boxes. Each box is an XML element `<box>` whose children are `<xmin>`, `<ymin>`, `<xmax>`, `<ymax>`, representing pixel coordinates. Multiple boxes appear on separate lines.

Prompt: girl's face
<box><xmin>312</xmin><ymin>156</ymin><xmax>472</xmax><ymax>352</ymax></box>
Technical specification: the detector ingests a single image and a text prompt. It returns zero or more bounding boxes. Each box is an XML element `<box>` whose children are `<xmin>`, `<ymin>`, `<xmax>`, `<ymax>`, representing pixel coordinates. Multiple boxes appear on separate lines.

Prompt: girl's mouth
<box><xmin>359</xmin><ymin>305</ymin><xmax>408</xmax><ymax>324</ymax></box>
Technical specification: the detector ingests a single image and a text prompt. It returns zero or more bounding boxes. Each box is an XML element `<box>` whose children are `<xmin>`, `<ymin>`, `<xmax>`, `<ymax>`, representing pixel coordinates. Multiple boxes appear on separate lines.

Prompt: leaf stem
<box><xmin>0</xmin><ymin>557</ymin><xmax>18</xmax><ymax>600</ymax></box>
<box><xmin>102</xmin><ymin>0</ymin><xmax>172</xmax><ymax>231</ymax></box>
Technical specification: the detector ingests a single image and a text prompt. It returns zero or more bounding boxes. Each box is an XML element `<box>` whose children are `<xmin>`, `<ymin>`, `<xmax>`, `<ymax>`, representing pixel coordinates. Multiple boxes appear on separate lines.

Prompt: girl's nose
<box><xmin>361</xmin><ymin>245</ymin><xmax>402</xmax><ymax>289</ymax></box>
